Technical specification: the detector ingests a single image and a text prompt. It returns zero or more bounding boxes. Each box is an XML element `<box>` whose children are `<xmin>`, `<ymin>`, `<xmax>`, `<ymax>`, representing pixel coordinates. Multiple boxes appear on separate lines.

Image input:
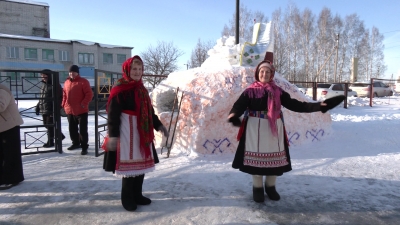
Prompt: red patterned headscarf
<box><xmin>244</xmin><ymin>60</ymin><xmax>282</xmax><ymax>136</ymax></box>
<box><xmin>107</xmin><ymin>55</ymin><xmax>154</xmax><ymax>158</ymax></box>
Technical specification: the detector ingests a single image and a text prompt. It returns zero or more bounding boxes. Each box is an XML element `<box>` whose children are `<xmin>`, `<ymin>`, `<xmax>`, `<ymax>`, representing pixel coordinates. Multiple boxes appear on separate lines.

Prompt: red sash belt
<box><xmin>122</xmin><ymin>110</ymin><xmax>138</xmax><ymax>116</ymax></box>
<box><xmin>248</xmin><ymin>110</ymin><xmax>281</xmax><ymax>119</ymax></box>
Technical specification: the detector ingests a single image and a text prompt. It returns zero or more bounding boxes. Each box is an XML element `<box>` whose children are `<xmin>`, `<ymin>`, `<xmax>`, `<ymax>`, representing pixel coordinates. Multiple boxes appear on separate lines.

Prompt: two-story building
<box><xmin>0</xmin><ymin>0</ymin><xmax>132</xmax><ymax>88</ymax></box>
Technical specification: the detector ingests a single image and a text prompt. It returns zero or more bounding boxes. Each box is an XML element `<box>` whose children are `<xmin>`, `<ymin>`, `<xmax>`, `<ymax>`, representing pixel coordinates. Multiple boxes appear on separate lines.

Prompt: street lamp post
<box><xmin>235</xmin><ymin>0</ymin><xmax>239</xmax><ymax>45</ymax></box>
<box><xmin>334</xmin><ymin>33</ymin><xmax>339</xmax><ymax>82</ymax></box>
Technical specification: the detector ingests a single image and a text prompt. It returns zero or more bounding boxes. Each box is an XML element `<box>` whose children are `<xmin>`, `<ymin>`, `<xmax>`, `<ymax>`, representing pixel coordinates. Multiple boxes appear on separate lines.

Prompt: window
<box><xmin>6</xmin><ymin>72</ymin><xmax>21</xmax><ymax>81</ymax></box>
<box><xmin>6</xmin><ymin>47</ymin><xmax>19</xmax><ymax>59</ymax></box>
<box><xmin>59</xmin><ymin>71</ymin><xmax>69</xmax><ymax>81</ymax></box>
<box><xmin>24</xmin><ymin>48</ymin><xmax>38</xmax><ymax>60</ymax></box>
<box><xmin>24</xmin><ymin>72</ymin><xmax>35</xmax><ymax>78</ymax></box>
<box><xmin>117</xmin><ymin>54</ymin><xmax>126</xmax><ymax>64</ymax></box>
<box><xmin>78</xmin><ymin>53</ymin><xmax>94</xmax><ymax>64</ymax></box>
<box><xmin>23</xmin><ymin>72</ymin><xmax>38</xmax><ymax>81</ymax></box>
<box><xmin>103</xmin><ymin>53</ymin><xmax>113</xmax><ymax>64</ymax></box>
<box><xmin>351</xmin><ymin>83</ymin><xmax>368</xmax><ymax>87</ymax></box>
<box><xmin>42</xmin><ymin>49</ymin><xmax>55</xmax><ymax>61</ymax></box>
<box><xmin>59</xmin><ymin>50</ymin><xmax>70</xmax><ymax>61</ymax></box>
<box><xmin>332</xmin><ymin>84</ymin><xmax>343</xmax><ymax>91</ymax></box>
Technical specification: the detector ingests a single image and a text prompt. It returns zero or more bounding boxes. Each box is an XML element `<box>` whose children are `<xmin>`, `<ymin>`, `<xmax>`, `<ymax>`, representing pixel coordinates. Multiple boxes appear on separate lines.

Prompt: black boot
<box><xmin>133</xmin><ymin>175</ymin><xmax>151</xmax><ymax>205</ymax></box>
<box><xmin>265</xmin><ymin>186</ymin><xmax>280</xmax><ymax>201</ymax></box>
<box><xmin>43</xmin><ymin>135</ymin><xmax>54</xmax><ymax>147</ymax></box>
<box><xmin>253</xmin><ymin>187</ymin><xmax>265</xmax><ymax>203</ymax></box>
<box><xmin>43</xmin><ymin>140</ymin><xmax>50</xmax><ymax>147</ymax></box>
<box><xmin>121</xmin><ymin>177</ymin><xmax>137</xmax><ymax>211</ymax></box>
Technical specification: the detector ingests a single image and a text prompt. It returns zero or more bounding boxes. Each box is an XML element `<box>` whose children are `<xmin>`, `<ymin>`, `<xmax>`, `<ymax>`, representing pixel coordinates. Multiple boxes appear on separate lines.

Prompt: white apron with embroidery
<box><xmin>115</xmin><ymin>112</ymin><xmax>155</xmax><ymax>177</ymax></box>
<box><xmin>243</xmin><ymin>114</ymin><xmax>288</xmax><ymax>168</ymax></box>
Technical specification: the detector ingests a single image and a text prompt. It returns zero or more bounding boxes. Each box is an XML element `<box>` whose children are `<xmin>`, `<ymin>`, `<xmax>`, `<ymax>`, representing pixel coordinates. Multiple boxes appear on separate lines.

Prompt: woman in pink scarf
<box><xmin>228</xmin><ymin>60</ymin><xmax>340</xmax><ymax>203</ymax></box>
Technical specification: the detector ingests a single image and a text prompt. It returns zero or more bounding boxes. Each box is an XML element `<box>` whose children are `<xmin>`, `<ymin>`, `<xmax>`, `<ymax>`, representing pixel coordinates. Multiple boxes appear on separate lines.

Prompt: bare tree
<box><xmin>140</xmin><ymin>41</ymin><xmax>184</xmax><ymax>89</ymax></box>
<box><xmin>221</xmin><ymin>4</ymin><xmax>268</xmax><ymax>42</ymax></box>
<box><xmin>189</xmin><ymin>39</ymin><xmax>214</xmax><ymax>68</ymax></box>
<box><xmin>242</xmin><ymin>2</ymin><xmax>386</xmax><ymax>83</ymax></box>
<box><xmin>335</xmin><ymin>14</ymin><xmax>365</xmax><ymax>82</ymax></box>
<box><xmin>286</xmin><ymin>4</ymin><xmax>300</xmax><ymax>81</ymax></box>
<box><xmin>358</xmin><ymin>30</ymin><xmax>371</xmax><ymax>81</ymax></box>
<box><xmin>369</xmin><ymin>27</ymin><xmax>385</xmax><ymax>79</ymax></box>
<box><xmin>296</xmin><ymin>8</ymin><xmax>316</xmax><ymax>82</ymax></box>
<box><xmin>314</xmin><ymin>7</ymin><xmax>335</xmax><ymax>82</ymax></box>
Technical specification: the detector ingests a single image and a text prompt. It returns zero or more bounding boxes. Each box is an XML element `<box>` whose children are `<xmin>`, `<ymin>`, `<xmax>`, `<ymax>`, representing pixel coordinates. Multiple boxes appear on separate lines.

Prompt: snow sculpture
<box><xmin>201</xmin><ymin>36</ymin><xmax>243</xmax><ymax>69</ymax></box>
<box><xmin>240</xmin><ymin>22</ymin><xmax>274</xmax><ymax>67</ymax></box>
<box><xmin>151</xmin><ymin>22</ymin><xmax>332</xmax><ymax>156</ymax></box>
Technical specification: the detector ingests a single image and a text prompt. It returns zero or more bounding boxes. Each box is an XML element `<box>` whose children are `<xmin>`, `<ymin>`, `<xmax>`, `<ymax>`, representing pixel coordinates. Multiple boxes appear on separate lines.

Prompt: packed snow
<box><xmin>0</xmin><ymin>93</ymin><xmax>399</xmax><ymax>225</ymax></box>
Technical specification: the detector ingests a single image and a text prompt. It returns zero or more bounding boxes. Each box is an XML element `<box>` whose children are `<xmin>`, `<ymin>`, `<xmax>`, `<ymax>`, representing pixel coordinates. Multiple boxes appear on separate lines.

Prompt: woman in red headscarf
<box><xmin>103</xmin><ymin>55</ymin><xmax>169</xmax><ymax>211</ymax></box>
<box><xmin>228</xmin><ymin>60</ymin><xmax>343</xmax><ymax>203</ymax></box>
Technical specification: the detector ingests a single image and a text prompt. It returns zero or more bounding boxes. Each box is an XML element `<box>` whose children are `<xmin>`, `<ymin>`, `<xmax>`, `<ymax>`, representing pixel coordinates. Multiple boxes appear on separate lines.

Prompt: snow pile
<box><xmin>151</xmin><ymin>67</ymin><xmax>332</xmax><ymax>156</ymax></box>
<box><xmin>151</xmin><ymin>22</ymin><xmax>332</xmax><ymax>155</ymax></box>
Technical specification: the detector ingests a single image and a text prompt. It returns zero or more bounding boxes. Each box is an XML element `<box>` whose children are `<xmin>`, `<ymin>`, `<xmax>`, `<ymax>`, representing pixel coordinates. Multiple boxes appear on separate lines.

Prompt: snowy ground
<box><xmin>1</xmin><ymin>96</ymin><xmax>400</xmax><ymax>225</ymax></box>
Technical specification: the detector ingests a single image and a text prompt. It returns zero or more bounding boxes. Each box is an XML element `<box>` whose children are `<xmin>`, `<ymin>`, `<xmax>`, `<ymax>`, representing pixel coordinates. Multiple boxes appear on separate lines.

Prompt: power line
<box><xmin>383</xmin><ymin>29</ymin><xmax>400</xmax><ymax>34</ymax></box>
<box><xmin>385</xmin><ymin>44</ymin><xmax>400</xmax><ymax>49</ymax></box>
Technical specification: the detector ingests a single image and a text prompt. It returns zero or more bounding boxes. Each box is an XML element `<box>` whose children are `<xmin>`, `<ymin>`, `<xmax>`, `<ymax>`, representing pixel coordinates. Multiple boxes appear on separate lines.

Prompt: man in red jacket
<box><xmin>62</xmin><ymin>65</ymin><xmax>93</xmax><ymax>155</ymax></box>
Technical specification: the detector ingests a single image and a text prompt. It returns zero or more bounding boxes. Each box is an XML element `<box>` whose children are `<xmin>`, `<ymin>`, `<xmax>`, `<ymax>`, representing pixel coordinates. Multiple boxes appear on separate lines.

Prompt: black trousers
<box><xmin>0</xmin><ymin>126</ymin><xmax>24</xmax><ymax>185</ymax></box>
<box><xmin>42</xmin><ymin>114</ymin><xmax>54</xmax><ymax>139</ymax></box>
<box><xmin>67</xmin><ymin>113</ymin><xmax>89</xmax><ymax>148</ymax></box>
<box><xmin>42</xmin><ymin>114</ymin><xmax>64</xmax><ymax>142</ymax></box>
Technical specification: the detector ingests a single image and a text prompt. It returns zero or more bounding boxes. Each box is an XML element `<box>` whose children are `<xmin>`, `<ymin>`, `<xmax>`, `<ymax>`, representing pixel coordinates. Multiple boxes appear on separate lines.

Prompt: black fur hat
<box><xmin>69</xmin><ymin>65</ymin><xmax>79</xmax><ymax>73</ymax></box>
<box><xmin>41</xmin><ymin>69</ymin><xmax>52</xmax><ymax>76</ymax></box>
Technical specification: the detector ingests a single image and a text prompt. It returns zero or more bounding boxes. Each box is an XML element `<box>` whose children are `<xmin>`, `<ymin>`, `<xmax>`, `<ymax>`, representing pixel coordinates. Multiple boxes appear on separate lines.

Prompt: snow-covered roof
<box><xmin>0</xmin><ymin>33</ymin><xmax>133</xmax><ymax>49</ymax></box>
<box><xmin>0</xmin><ymin>33</ymin><xmax>69</xmax><ymax>43</ymax></box>
<box><xmin>70</xmin><ymin>39</ymin><xmax>133</xmax><ymax>49</ymax></box>
<box><xmin>4</xmin><ymin>0</ymin><xmax>48</xmax><ymax>7</ymax></box>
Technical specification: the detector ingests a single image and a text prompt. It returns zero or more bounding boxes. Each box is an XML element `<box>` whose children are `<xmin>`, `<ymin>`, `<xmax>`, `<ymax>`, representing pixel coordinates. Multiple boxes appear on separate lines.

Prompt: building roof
<box><xmin>4</xmin><ymin>0</ymin><xmax>49</xmax><ymax>7</ymax></box>
<box><xmin>0</xmin><ymin>33</ymin><xmax>133</xmax><ymax>49</ymax></box>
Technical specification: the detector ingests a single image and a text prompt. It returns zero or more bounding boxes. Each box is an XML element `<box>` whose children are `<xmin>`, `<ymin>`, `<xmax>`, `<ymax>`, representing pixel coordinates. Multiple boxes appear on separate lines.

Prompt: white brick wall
<box><xmin>0</xmin><ymin>1</ymin><xmax>50</xmax><ymax>37</ymax></box>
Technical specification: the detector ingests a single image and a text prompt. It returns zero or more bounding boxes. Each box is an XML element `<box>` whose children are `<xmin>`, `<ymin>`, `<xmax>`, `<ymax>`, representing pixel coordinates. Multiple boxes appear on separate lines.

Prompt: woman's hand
<box><xmin>107</xmin><ymin>137</ymin><xmax>118</xmax><ymax>151</ymax></box>
<box><xmin>227</xmin><ymin>113</ymin><xmax>241</xmax><ymax>127</ymax></box>
<box><xmin>158</xmin><ymin>125</ymin><xmax>169</xmax><ymax>138</ymax></box>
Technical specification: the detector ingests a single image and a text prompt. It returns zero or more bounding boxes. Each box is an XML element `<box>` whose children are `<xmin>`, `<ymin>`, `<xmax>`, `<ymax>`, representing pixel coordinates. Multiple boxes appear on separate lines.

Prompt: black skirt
<box><xmin>0</xmin><ymin>126</ymin><xmax>25</xmax><ymax>185</ymax></box>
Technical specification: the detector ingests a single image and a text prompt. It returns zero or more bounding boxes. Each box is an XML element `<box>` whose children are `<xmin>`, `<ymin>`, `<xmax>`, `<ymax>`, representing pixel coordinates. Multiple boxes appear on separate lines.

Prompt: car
<box><xmin>294</xmin><ymin>84</ymin><xmax>308</xmax><ymax>94</ymax></box>
<box><xmin>395</xmin><ymin>78</ymin><xmax>400</xmax><ymax>93</ymax></box>
<box><xmin>350</xmin><ymin>81</ymin><xmax>393</xmax><ymax>97</ymax></box>
<box><xmin>306</xmin><ymin>83</ymin><xmax>357</xmax><ymax>99</ymax></box>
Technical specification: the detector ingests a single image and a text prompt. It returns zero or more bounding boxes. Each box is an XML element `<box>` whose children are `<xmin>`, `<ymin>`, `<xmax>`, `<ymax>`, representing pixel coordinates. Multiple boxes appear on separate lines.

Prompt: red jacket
<box><xmin>62</xmin><ymin>75</ymin><xmax>93</xmax><ymax>115</ymax></box>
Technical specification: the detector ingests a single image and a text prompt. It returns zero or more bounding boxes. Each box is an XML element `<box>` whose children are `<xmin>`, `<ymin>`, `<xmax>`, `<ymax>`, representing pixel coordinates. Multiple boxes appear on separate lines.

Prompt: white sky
<box><xmin>1</xmin><ymin>95</ymin><xmax>399</xmax><ymax>224</ymax></box>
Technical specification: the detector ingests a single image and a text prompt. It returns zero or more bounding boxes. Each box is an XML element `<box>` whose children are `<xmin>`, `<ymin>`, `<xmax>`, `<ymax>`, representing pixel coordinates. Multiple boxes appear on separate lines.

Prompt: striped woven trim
<box><xmin>248</xmin><ymin>110</ymin><xmax>268</xmax><ymax>118</ymax></box>
<box><xmin>248</xmin><ymin>110</ymin><xmax>280</xmax><ymax>119</ymax></box>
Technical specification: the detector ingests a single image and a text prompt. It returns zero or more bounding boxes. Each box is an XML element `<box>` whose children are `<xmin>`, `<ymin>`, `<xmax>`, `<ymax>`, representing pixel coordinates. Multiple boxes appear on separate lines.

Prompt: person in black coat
<box><xmin>35</xmin><ymin>69</ymin><xmax>64</xmax><ymax>147</ymax></box>
<box><xmin>228</xmin><ymin>60</ymin><xmax>344</xmax><ymax>203</ymax></box>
